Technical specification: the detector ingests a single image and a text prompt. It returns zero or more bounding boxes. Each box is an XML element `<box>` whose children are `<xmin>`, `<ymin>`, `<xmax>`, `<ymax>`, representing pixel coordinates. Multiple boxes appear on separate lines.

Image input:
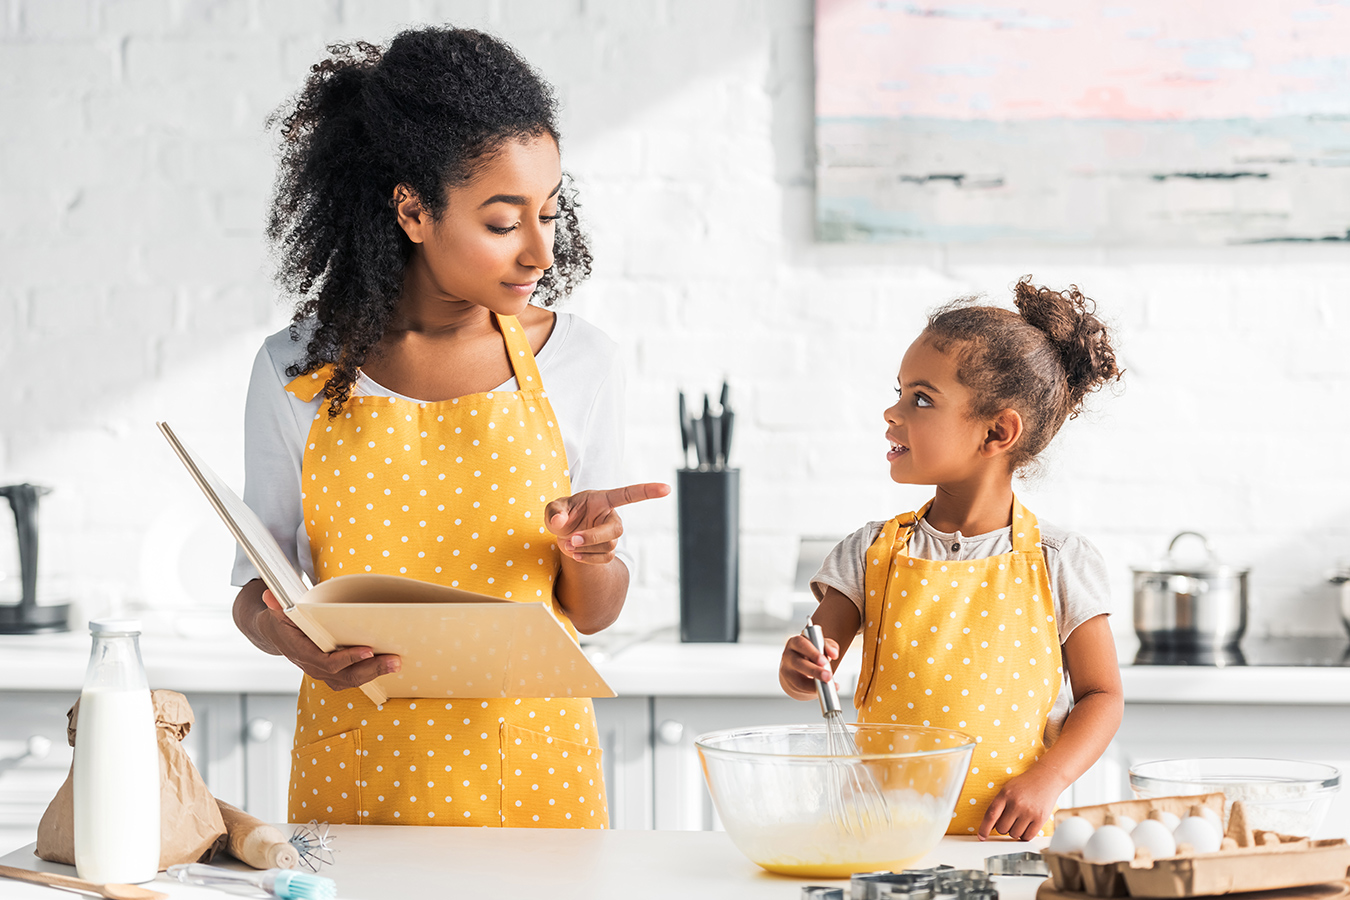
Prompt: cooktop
<box><xmin>1132</xmin><ymin>636</ymin><xmax>1350</xmax><ymax>667</ymax></box>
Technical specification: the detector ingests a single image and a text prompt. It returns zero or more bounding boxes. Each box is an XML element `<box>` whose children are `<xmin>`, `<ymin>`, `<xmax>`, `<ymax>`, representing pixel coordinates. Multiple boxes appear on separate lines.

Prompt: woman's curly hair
<box><xmin>267</xmin><ymin>27</ymin><xmax>592</xmax><ymax>416</ymax></box>
<box><xmin>924</xmin><ymin>276</ymin><xmax>1123</xmax><ymax>473</ymax></box>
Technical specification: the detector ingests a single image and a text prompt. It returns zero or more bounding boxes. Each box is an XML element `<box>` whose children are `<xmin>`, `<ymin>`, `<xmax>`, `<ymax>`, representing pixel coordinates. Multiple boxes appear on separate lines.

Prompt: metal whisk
<box><xmin>804</xmin><ymin>622</ymin><xmax>892</xmax><ymax>837</ymax></box>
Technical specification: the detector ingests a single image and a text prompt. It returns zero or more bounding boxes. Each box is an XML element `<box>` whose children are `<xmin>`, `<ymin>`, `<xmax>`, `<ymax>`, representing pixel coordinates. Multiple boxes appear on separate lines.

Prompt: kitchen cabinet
<box><xmin>178</xmin><ymin>692</ymin><xmax>245</xmax><ymax>810</ymax></box>
<box><xmin>595</xmin><ymin>695</ymin><xmax>817</xmax><ymax>832</ymax></box>
<box><xmin>0</xmin><ymin>692</ymin><xmax>75</xmax><ymax>856</ymax></box>
<box><xmin>650</xmin><ymin>696</ymin><xmax>810</xmax><ymax>831</ymax></box>
<box><xmin>593</xmin><ymin>697</ymin><xmax>653</xmax><ymax>831</ymax></box>
<box><xmin>0</xmin><ymin>689</ymin><xmax>298</xmax><ymax>856</ymax></box>
<box><xmin>242</xmin><ymin>694</ymin><xmax>298</xmax><ymax>826</ymax></box>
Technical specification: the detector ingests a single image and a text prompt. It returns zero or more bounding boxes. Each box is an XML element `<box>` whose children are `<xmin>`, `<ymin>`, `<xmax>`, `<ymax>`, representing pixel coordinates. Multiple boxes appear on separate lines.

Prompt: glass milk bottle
<box><xmin>72</xmin><ymin>618</ymin><xmax>160</xmax><ymax>883</ymax></box>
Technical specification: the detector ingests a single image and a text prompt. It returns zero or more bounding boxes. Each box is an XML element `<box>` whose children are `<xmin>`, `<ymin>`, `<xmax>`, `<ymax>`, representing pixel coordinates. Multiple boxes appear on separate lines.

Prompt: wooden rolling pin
<box><xmin>214</xmin><ymin>800</ymin><xmax>299</xmax><ymax>870</ymax></box>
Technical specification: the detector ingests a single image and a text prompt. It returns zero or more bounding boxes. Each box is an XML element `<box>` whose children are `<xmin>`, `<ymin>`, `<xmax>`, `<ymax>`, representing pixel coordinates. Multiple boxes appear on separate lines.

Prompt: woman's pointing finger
<box><xmin>601</xmin><ymin>482</ymin><xmax>671</xmax><ymax>509</ymax></box>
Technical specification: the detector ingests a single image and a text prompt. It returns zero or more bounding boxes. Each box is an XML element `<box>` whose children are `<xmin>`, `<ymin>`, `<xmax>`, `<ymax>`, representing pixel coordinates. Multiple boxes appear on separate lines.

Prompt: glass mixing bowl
<box><xmin>1130</xmin><ymin>757</ymin><xmax>1341</xmax><ymax>837</ymax></box>
<box><xmin>696</xmin><ymin>723</ymin><xmax>975</xmax><ymax>878</ymax></box>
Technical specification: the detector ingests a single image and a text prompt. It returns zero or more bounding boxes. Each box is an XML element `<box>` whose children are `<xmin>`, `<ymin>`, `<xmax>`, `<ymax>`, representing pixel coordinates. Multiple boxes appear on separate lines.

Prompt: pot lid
<box><xmin>1132</xmin><ymin>531</ymin><xmax>1250</xmax><ymax>578</ymax></box>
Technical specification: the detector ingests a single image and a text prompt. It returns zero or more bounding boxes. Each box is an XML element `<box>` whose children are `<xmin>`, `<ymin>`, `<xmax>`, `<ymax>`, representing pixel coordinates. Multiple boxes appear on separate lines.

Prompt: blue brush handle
<box><xmin>168</xmin><ymin>863</ymin><xmax>336</xmax><ymax>900</ymax></box>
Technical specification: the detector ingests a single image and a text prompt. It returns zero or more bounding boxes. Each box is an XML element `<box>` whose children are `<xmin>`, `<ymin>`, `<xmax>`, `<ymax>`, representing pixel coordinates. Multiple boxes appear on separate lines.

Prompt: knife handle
<box><xmin>678</xmin><ymin>392</ymin><xmax>692</xmax><ymax>468</ymax></box>
<box><xmin>720</xmin><ymin>411</ymin><xmax>734</xmax><ymax>467</ymax></box>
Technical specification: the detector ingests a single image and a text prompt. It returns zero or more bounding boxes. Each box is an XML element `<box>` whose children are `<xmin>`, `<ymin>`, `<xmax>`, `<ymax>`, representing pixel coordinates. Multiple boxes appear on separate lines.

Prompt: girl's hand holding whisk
<box><xmin>780</xmin><ymin>589</ymin><xmax>860</xmax><ymax>701</ymax></box>
<box><xmin>779</xmin><ymin>633</ymin><xmax>837</xmax><ymax>700</ymax></box>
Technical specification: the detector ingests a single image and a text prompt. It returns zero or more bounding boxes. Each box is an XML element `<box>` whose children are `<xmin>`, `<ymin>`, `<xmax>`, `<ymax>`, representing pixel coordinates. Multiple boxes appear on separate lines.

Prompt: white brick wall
<box><xmin>3</xmin><ymin>0</ymin><xmax>1349</xmax><ymax>641</ymax></box>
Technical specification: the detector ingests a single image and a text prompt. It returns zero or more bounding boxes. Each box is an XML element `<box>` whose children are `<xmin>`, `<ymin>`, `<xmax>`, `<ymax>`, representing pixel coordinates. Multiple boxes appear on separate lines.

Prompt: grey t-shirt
<box><xmin>811</xmin><ymin>515</ymin><xmax>1113</xmax><ymax>745</ymax></box>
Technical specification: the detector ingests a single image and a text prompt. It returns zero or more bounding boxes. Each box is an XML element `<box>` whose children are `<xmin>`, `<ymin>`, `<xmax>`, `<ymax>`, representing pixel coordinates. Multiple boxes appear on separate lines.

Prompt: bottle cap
<box><xmin>88</xmin><ymin>617</ymin><xmax>142</xmax><ymax>635</ymax></box>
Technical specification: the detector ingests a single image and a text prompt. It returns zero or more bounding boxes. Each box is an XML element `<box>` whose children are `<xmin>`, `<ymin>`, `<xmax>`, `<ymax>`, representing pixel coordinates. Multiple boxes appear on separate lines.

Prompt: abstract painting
<box><xmin>815</xmin><ymin>0</ymin><xmax>1350</xmax><ymax>244</ymax></box>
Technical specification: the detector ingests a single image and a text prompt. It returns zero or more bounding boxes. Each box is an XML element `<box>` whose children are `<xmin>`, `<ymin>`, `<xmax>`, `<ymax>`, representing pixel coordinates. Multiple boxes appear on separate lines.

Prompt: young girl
<box><xmin>231</xmin><ymin>28</ymin><xmax>667</xmax><ymax>829</ymax></box>
<box><xmin>780</xmin><ymin>277</ymin><xmax>1125</xmax><ymax>841</ymax></box>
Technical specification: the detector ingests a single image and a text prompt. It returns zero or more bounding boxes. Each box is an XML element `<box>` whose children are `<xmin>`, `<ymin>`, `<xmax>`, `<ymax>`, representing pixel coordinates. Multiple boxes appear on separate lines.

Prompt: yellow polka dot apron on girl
<box><xmin>856</xmin><ymin>497</ymin><xmax>1062</xmax><ymax>836</ymax></box>
<box><xmin>283</xmin><ymin>313</ymin><xmax>607</xmax><ymax>829</ymax></box>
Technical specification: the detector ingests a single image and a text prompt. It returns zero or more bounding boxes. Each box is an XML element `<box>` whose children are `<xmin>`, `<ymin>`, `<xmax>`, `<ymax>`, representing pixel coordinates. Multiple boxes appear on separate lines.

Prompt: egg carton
<box><xmin>1042</xmin><ymin>795</ymin><xmax>1350</xmax><ymax>898</ymax></box>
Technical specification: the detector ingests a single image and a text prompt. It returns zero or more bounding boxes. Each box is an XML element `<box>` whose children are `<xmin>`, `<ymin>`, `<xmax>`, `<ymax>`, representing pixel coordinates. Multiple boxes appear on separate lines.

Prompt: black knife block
<box><xmin>677</xmin><ymin>468</ymin><xmax>739</xmax><ymax>643</ymax></box>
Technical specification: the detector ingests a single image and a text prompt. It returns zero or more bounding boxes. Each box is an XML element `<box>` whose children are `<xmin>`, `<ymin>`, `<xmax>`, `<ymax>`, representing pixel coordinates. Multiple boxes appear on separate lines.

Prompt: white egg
<box><xmin>1082</xmin><ymin>824</ymin><xmax>1136</xmax><ymax>864</ymax></box>
<box><xmin>1048</xmin><ymin>816</ymin><xmax>1096</xmax><ymax>854</ymax></box>
<box><xmin>1152</xmin><ymin>810</ymin><xmax>1180</xmax><ymax>831</ymax></box>
<box><xmin>1113</xmin><ymin>814</ymin><xmax>1138</xmax><ymax>833</ymax></box>
<box><xmin>1173</xmin><ymin>815</ymin><xmax>1222</xmax><ymax>854</ymax></box>
<box><xmin>1199</xmin><ymin>806</ymin><xmax>1223</xmax><ymax>829</ymax></box>
<box><xmin>1131</xmin><ymin>818</ymin><xmax>1178</xmax><ymax>858</ymax></box>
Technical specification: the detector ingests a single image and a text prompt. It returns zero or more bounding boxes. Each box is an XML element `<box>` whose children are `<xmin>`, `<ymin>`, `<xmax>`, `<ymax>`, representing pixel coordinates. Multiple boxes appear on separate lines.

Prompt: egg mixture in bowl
<box><xmin>695</xmin><ymin>723</ymin><xmax>975</xmax><ymax>878</ymax></box>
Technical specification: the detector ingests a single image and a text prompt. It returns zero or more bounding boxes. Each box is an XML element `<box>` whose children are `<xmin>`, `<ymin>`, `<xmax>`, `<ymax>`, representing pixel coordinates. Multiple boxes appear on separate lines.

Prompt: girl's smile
<box><xmin>882</xmin><ymin>336</ymin><xmax>988</xmax><ymax>485</ymax></box>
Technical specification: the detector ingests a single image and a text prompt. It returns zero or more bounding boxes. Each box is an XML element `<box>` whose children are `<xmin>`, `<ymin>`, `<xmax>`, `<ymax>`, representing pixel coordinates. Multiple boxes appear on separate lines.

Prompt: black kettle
<box><xmin>0</xmin><ymin>483</ymin><xmax>71</xmax><ymax>633</ymax></box>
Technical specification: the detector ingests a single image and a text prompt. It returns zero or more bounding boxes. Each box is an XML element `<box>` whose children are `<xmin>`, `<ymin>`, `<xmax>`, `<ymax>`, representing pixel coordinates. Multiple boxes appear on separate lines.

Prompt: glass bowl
<box><xmin>695</xmin><ymin>723</ymin><xmax>975</xmax><ymax>878</ymax></box>
<box><xmin>1130</xmin><ymin>757</ymin><xmax>1341</xmax><ymax>837</ymax></box>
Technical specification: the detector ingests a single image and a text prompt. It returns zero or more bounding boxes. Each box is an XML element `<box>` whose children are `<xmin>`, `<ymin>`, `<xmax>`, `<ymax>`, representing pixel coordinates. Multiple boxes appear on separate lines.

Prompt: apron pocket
<box><xmin>290</xmin><ymin>729</ymin><xmax>363</xmax><ymax>824</ymax></box>
<box><xmin>500</xmin><ymin>723</ymin><xmax>607</xmax><ymax>828</ymax></box>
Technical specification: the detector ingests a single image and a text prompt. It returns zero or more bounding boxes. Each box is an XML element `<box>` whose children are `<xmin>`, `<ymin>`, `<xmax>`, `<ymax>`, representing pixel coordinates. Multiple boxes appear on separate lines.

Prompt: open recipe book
<box><xmin>157</xmin><ymin>422</ymin><xmax>613</xmax><ymax>705</ymax></box>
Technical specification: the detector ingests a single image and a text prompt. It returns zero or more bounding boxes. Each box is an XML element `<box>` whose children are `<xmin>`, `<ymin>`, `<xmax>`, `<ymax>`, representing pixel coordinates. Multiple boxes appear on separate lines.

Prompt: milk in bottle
<box><xmin>72</xmin><ymin>618</ymin><xmax>160</xmax><ymax>883</ymax></box>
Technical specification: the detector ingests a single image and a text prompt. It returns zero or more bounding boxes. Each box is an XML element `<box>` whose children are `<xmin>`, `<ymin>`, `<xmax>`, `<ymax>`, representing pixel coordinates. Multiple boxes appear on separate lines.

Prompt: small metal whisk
<box><xmin>289</xmin><ymin>820</ymin><xmax>337</xmax><ymax>872</ymax></box>
<box><xmin>804</xmin><ymin>622</ymin><xmax>892</xmax><ymax>837</ymax></box>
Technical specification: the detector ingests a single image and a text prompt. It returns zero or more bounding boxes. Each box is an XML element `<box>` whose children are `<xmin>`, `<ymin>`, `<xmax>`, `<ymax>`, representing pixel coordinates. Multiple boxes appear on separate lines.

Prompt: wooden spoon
<box><xmin>0</xmin><ymin>863</ymin><xmax>167</xmax><ymax>900</ymax></box>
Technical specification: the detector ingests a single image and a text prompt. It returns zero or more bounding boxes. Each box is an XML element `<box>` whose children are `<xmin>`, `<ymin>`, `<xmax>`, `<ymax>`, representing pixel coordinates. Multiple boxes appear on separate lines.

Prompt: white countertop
<box><xmin>0</xmin><ymin>829</ymin><xmax>1051</xmax><ymax>900</ymax></box>
<box><xmin>3</xmin><ymin>618</ymin><xmax>1350</xmax><ymax>704</ymax></box>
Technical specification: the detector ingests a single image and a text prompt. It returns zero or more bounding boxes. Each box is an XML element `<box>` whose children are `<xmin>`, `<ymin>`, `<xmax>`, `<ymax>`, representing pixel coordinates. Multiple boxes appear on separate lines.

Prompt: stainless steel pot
<box><xmin>1329</xmin><ymin>568</ymin><xmax>1350</xmax><ymax>638</ymax></box>
<box><xmin>1133</xmin><ymin>531</ymin><xmax>1249</xmax><ymax>650</ymax></box>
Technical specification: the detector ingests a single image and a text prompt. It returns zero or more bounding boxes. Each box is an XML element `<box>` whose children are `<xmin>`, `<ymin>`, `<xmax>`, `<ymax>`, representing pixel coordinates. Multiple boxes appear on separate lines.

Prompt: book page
<box><xmin>157</xmin><ymin>422</ymin><xmax>309</xmax><ymax>610</ymax></box>
<box><xmin>305</xmin><ymin>572</ymin><xmax>509</xmax><ymax>606</ymax></box>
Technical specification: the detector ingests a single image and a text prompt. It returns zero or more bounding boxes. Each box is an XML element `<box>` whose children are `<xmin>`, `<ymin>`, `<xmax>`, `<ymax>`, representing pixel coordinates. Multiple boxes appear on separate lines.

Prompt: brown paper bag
<box><xmin>36</xmin><ymin>689</ymin><xmax>228</xmax><ymax>870</ymax></box>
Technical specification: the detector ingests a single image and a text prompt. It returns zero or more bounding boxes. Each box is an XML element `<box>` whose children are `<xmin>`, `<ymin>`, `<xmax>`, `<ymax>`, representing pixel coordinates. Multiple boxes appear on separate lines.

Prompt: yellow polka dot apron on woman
<box><xmin>855</xmin><ymin>497</ymin><xmax>1062</xmax><ymax>836</ymax></box>
<box><xmin>283</xmin><ymin>313</ymin><xmax>607</xmax><ymax>828</ymax></box>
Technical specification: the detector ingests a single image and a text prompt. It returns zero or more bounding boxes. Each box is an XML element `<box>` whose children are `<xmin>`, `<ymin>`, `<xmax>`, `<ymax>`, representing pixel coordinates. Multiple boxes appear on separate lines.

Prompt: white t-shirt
<box><xmin>231</xmin><ymin>312</ymin><xmax>631</xmax><ymax>587</ymax></box>
<box><xmin>810</xmin><ymin>515</ymin><xmax>1113</xmax><ymax>745</ymax></box>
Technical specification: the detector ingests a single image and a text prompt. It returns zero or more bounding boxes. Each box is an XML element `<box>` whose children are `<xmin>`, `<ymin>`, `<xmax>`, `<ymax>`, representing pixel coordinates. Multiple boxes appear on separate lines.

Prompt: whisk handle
<box><xmin>803</xmin><ymin>623</ymin><xmax>844</xmax><ymax>716</ymax></box>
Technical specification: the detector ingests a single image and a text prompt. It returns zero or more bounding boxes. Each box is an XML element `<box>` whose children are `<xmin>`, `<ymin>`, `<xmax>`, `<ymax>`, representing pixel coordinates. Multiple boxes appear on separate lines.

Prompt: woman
<box><xmin>230</xmin><ymin>27</ymin><xmax>666</xmax><ymax>829</ymax></box>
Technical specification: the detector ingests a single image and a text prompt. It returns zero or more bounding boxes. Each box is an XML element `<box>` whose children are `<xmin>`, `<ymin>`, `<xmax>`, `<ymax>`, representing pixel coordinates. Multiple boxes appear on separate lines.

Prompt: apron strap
<box><xmin>495</xmin><ymin>313</ymin><xmax>545</xmax><ymax>392</ymax></box>
<box><xmin>285</xmin><ymin>314</ymin><xmax>544</xmax><ymax>402</ymax></box>
<box><xmin>1010</xmin><ymin>495</ymin><xmax>1042</xmax><ymax>554</ymax></box>
<box><xmin>286</xmin><ymin>363</ymin><xmax>335</xmax><ymax>403</ymax></box>
<box><xmin>855</xmin><ymin>505</ymin><xmax>926</xmax><ymax>711</ymax></box>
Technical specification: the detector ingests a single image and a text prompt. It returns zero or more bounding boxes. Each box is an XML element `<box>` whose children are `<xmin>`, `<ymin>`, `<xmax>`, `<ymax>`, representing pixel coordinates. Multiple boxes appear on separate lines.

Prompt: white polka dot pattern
<box><xmin>855</xmin><ymin>498</ymin><xmax>1062</xmax><ymax>837</ymax></box>
<box><xmin>283</xmin><ymin>313</ymin><xmax>608</xmax><ymax>830</ymax></box>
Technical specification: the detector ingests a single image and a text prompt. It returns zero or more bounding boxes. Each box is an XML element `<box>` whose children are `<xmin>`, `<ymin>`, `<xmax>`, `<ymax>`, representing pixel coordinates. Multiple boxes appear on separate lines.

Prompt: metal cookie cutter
<box><xmin>851</xmin><ymin>870</ymin><xmax>938</xmax><ymax>900</ymax></box>
<box><xmin>855</xmin><ymin>868</ymin><xmax>995</xmax><ymax>900</ymax></box>
<box><xmin>801</xmin><ymin>888</ymin><xmax>847</xmax><ymax>900</ymax></box>
<box><xmin>982</xmin><ymin>851</ymin><xmax>1048</xmax><ymax>877</ymax></box>
<box><xmin>802</xmin><ymin>866</ymin><xmax>1001</xmax><ymax>900</ymax></box>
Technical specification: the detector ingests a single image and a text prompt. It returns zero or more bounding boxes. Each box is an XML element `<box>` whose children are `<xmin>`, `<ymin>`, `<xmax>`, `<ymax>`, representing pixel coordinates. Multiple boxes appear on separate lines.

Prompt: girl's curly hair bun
<box><xmin>924</xmin><ymin>276</ymin><xmax>1122</xmax><ymax>472</ymax></box>
<box><xmin>1012</xmin><ymin>276</ymin><xmax>1121</xmax><ymax>417</ymax></box>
